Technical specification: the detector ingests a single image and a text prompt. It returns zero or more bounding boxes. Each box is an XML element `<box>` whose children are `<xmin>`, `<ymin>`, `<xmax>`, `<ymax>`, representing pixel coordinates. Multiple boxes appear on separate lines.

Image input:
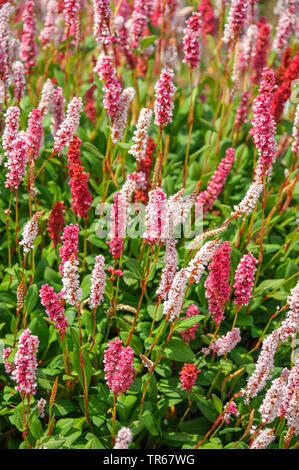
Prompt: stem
<box><xmin>183</xmin><ymin>69</ymin><xmax>193</xmax><ymax>187</ymax></box>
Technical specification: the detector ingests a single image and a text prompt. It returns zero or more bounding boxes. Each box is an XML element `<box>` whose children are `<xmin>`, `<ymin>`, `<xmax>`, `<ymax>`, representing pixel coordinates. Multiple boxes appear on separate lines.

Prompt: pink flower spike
<box><xmin>204</xmin><ymin>241</ymin><xmax>232</xmax><ymax>324</ymax></box>
<box><xmin>95</xmin><ymin>55</ymin><xmax>122</xmax><ymax>121</ymax></box>
<box><xmin>249</xmin><ymin>67</ymin><xmax>277</xmax><ymax>179</ymax></box>
<box><xmin>51</xmin><ymin>87</ymin><xmax>66</xmax><ymax>137</ymax></box>
<box><xmin>203</xmin><ymin>327</ymin><xmax>241</xmax><ymax>356</ymax></box>
<box><xmin>154</xmin><ymin>68</ymin><xmax>176</xmax><ymax>128</ymax></box>
<box><xmin>156</xmin><ymin>238</ymin><xmax>178</xmax><ymax>301</ymax></box>
<box><xmin>222</xmin><ymin>0</ymin><xmax>248</xmax><ymax>45</ymax></box>
<box><xmin>103</xmin><ymin>338</ymin><xmax>135</xmax><ymax>396</ymax></box>
<box><xmin>11</xmin><ymin>329</ymin><xmax>39</xmax><ymax>395</ymax></box>
<box><xmin>20</xmin><ymin>1</ymin><xmax>37</xmax><ymax>74</ymax></box>
<box><xmin>59</xmin><ymin>223</ymin><xmax>79</xmax><ymax>274</ymax></box>
<box><xmin>4</xmin><ymin>133</ymin><xmax>28</xmax><ymax>189</ymax></box>
<box><xmin>11</xmin><ymin>61</ymin><xmax>25</xmax><ymax>103</ymax></box>
<box><xmin>89</xmin><ymin>255</ymin><xmax>106</xmax><ymax>309</ymax></box>
<box><xmin>179</xmin><ymin>304</ymin><xmax>201</xmax><ymax>345</ymax></box>
<box><xmin>144</xmin><ymin>187</ymin><xmax>167</xmax><ymax>244</ymax></box>
<box><xmin>40</xmin><ymin>0</ymin><xmax>59</xmax><ymax>47</ymax></box>
<box><xmin>233</xmin><ymin>252</ymin><xmax>258</xmax><ymax>306</ymax></box>
<box><xmin>40</xmin><ymin>284</ymin><xmax>68</xmax><ymax>334</ymax></box>
<box><xmin>179</xmin><ymin>363</ymin><xmax>200</xmax><ymax>391</ymax></box>
<box><xmin>26</xmin><ymin>108</ymin><xmax>44</xmax><ymax>161</ymax></box>
<box><xmin>183</xmin><ymin>12</ymin><xmax>202</xmax><ymax>69</ymax></box>
<box><xmin>223</xmin><ymin>401</ymin><xmax>239</xmax><ymax>423</ymax></box>
<box><xmin>196</xmin><ymin>147</ymin><xmax>236</xmax><ymax>214</ymax></box>
<box><xmin>130</xmin><ymin>0</ymin><xmax>152</xmax><ymax>49</ymax></box>
<box><xmin>2</xmin><ymin>106</ymin><xmax>20</xmax><ymax>155</ymax></box>
<box><xmin>53</xmin><ymin>97</ymin><xmax>83</xmax><ymax>152</ymax></box>
<box><xmin>93</xmin><ymin>0</ymin><xmax>114</xmax><ymax>46</ymax></box>
<box><xmin>114</xmin><ymin>427</ymin><xmax>133</xmax><ymax>449</ymax></box>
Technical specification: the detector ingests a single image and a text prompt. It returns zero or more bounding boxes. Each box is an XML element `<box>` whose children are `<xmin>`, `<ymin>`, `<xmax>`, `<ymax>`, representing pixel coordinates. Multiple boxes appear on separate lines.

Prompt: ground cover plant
<box><xmin>0</xmin><ymin>0</ymin><xmax>298</xmax><ymax>451</ymax></box>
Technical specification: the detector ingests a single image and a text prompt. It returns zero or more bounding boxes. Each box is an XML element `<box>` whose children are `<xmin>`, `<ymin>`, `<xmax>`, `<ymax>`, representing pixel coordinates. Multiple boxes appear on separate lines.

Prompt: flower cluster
<box><xmin>129</xmin><ymin>108</ymin><xmax>153</xmax><ymax>163</ymax></box>
<box><xmin>93</xmin><ymin>0</ymin><xmax>113</xmax><ymax>46</ymax></box>
<box><xmin>223</xmin><ymin>401</ymin><xmax>239</xmax><ymax>423</ymax></box>
<box><xmin>187</xmin><ymin>239</ymin><xmax>220</xmax><ymax>285</ymax></box>
<box><xmin>259</xmin><ymin>373</ymin><xmax>288</xmax><ymax>424</ymax></box>
<box><xmin>273</xmin><ymin>3</ymin><xmax>296</xmax><ymax>53</ymax></box>
<box><xmin>47</xmin><ymin>201</ymin><xmax>65</xmax><ymax>248</ymax></box>
<box><xmin>179</xmin><ymin>304</ymin><xmax>201</xmax><ymax>345</ymax></box>
<box><xmin>222</xmin><ymin>0</ymin><xmax>248</xmax><ymax>44</ymax></box>
<box><xmin>198</xmin><ymin>0</ymin><xmax>215</xmax><ymax>39</ymax></box>
<box><xmin>25</xmin><ymin>108</ymin><xmax>44</xmax><ymax>160</ymax></box>
<box><xmin>292</xmin><ymin>104</ymin><xmax>299</xmax><ymax>154</ymax></box>
<box><xmin>203</xmin><ymin>328</ymin><xmax>241</xmax><ymax>356</ymax></box>
<box><xmin>53</xmin><ymin>97</ymin><xmax>83</xmax><ymax>151</ymax></box>
<box><xmin>61</xmin><ymin>254</ymin><xmax>82</xmax><ymax>307</ymax></box>
<box><xmin>196</xmin><ymin>148</ymin><xmax>236</xmax><ymax>214</ymax></box>
<box><xmin>111</xmin><ymin>87</ymin><xmax>135</xmax><ymax>143</ymax></box>
<box><xmin>249</xmin><ymin>67</ymin><xmax>277</xmax><ymax>178</ymax></box>
<box><xmin>179</xmin><ymin>363</ymin><xmax>200</xmax><ymax>391</ymax></box>
<box><xmin>103</xmin><ymin>338</ymin><xmax>135</xmax><ymax>396</ymax></box>
<box><xmin>162</xmin><ymin>268</ymin><xmax>188</xmax><ymax>322</ymax></box>
<box><xmin>114</xmin><ymin>427</ymin><xmax>133</xmax><ymax>449</ymax></box>
<box><xmin>95</xmin><ymin>55</ymin><xmax>122</xmax><ymax>121</ymax></box>
<box><xmin>89</xmin><ymin>255</ymin><xmax>106</xmax><ymax>309</ymax></box>
<box><xmin>204</xmin><ymin>241</ymin><xmax>232</xmax><ymax>324</ymax></box>
<box><xmin>250</xmin><ymin>428</ymin><xmax>276</xmax><ymax>449</ymax></box>
<box><xmin>40</xmin><ymin>283</ymin><xmax>68</xmax><ymax>334</ymax></box>
<box><xmin>252</xmin><ymin>17</ymin><xmax>271</xmax><ymax>83</ymax></box>
<box><xmin>40</xmin><ymin>0</ymin><xmax>59</xmax><ymax>47</ymax></box>
<box><xmin>183</xmin><ymin>12</ymin><xmax>202</xmax><ymax>69</ymax></box>
<box><xmin>144</xmin><ymin>188</ymin><xmax>167</xmax><ymax>244</ymax></box>
<box><xmin>234</xmin><ymin>91</ymin><xmax>250</xmax><ymax>127</ymax></box>
<box><xmin>154</xmin><ymin>68</ymin><xmax>176</xmax><ymax>128</ymax></box>
<box><xmin>156</xmin><ymin>238</ymin><xmax>178</xmax><ymax>301</ymax></box>
<box><xmin>134</xmin><ymin>136</ymin><xmax>156</xmax><ymax>203</ymax></box>
<box><xmin>130</xmin><ymin>0</ymin><xmax>152</xmax><ymax>49</ymax></box>
<box><xmin>20</xmin><ymin>211</ymin><xmax>43</xmax><ymax>254</ymax></box>
<box><xmin>59</xmin><ymin>223</ymin><xmax>79</xmax><ymax>274</ymax></box>
<box><xmin>11</xmin><ymin>329</ymin><xmax>39</xmax><ymax>395</ymax></box>
<box><xmin>20</xmin><ymin>1</ymin><xmax>37</xmax><ymax>74</ymax></box>
<box><xmin>233</xmin><ymin>252</ymin><xmax>258</xmax><ymax>306</ymax></box>
<box><xmin>242</xmin><ymin>329</ymin><xmax>280</xmax><ymax>403</ymax></box>
<box><xmin>67</xmin><ymin>135</ymin><xmax>92</xmax><ymax>220</ymax></box>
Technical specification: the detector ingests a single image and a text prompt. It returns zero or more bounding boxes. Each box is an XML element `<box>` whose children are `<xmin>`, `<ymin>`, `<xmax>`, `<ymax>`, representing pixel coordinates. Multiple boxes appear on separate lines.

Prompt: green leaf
<box><xmin>212</xmin><ymin>394</ymin><xmax>223</xmax><ymax>414</ymax></box>
<box><xmin>165</xmin><ymin>338</ymin><xmax>195</xmax><ymax>362</ymax></box>
<box><xmin>24</xmin><ymin>284</ymin><xmax>39</xmax><ymax>314</ymax></box>
<box><xmin>175</xmin><ymin>314</ymin><xmax>204</xmax><ymax>332</ymax></box>
<box><xmin>140</xmin><ymin>35</ymin><xmax>156</xmax><ymax>50</ymax></box>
